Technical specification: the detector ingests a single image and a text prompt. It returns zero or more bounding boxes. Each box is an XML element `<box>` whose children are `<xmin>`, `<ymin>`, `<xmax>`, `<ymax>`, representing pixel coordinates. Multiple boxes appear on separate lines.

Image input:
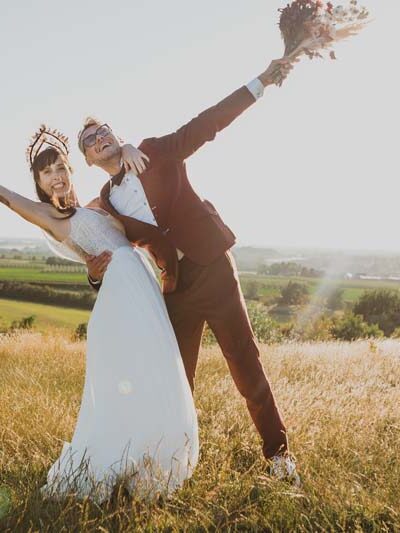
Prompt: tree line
<box><xmin>0</xmin><ymin>281</ymin><xmax>95</xmax><ymax>310</ymax></box>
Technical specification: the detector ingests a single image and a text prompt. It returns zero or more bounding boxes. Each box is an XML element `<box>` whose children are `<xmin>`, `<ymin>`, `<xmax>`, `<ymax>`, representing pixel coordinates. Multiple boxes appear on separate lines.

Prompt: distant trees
<box><xmin>0</xmin><ymin>281</ymin><xmax>95</xmax><ymax>310</ymax></box>
<box><xmin>189</xmin><ymin>287</ymin><xmax>400</xmax><ymax>344</ymax></box>
<box><xmin>46</xmin><ymin>256</ymin><xmax>76</xmax><ymax>266</ymax></box>
<box><xmin>353</xmin><ymin>290</ymin><xmax>400</xmax><ymax>336</ymax></box>
<box><xmin>257</xmin><ymin>262</ymin><xmax>323</xmax><ymax>278</ymax></box>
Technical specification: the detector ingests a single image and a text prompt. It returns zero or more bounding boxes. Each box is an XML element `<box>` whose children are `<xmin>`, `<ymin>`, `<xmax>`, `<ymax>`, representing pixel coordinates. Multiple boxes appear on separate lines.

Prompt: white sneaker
<box><xmin>268</xmin><ymin>454</ymin><xmax>301</xmax><ymax>487</ymax></box>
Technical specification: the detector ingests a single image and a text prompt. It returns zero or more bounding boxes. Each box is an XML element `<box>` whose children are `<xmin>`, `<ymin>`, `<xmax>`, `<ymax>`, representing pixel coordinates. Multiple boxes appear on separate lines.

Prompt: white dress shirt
<box><xmin>109</xmin><ymin>171</ymin><xmax>185</xmax><ymax>260</ymax></box>
<box><xmin>108</xmin><ymin>78</ymin><xmax>264</xmax><ymax>261</ymax></box>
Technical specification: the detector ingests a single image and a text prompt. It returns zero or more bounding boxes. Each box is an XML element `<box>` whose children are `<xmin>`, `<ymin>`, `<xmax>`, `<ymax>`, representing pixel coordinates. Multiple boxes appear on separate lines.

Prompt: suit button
<box><xmin>162</xmin><ymin>228</ymin><xmax>170</xmax><ymax>235</ymax></box>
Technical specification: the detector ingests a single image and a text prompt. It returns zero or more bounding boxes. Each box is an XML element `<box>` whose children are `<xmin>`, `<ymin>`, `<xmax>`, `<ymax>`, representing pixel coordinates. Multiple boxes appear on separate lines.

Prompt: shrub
<box><xmin>74</xmin><ymin>323</ymin><xmax>88</xmax><ymax>341</ymax></box>
<box><xmin>246</xmin><ymin>302</ymin><xmax>283</xmax><ymax>343</ymax></box>
<box><xmin>331</xmin><ymin>313</ymin><xmax>383</xmax><ymax>341</ymax></box>
<box><xmin>354</xmin><ymin>290</ymin><xmax>400</xmax><ymax>336</ymax></box>
<box><xmin>10</xmin><ymin>315</ymin><xmax>35</xmax><ymax>331</ymax></box>
<box><xmin>295</xmin><ymin>315</ymin><xmax>335</xmax><ymax>342</ymax></box>
<box><xmin>243</xmin><ymin>281</ymin><xmax>260</xmax><ymax>300</ymax></box>
<box><xmin>280</xmin><ymin>281</ymin><xmax>309</xmax><ymax>306</ymax></box>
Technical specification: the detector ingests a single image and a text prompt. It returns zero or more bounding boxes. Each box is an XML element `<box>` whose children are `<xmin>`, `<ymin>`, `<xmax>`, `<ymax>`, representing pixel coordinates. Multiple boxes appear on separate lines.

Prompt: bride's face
<box><xmin>37</xmin><ymin>155</ymin><xmax>73</xmax><ymax>201</ymax></box>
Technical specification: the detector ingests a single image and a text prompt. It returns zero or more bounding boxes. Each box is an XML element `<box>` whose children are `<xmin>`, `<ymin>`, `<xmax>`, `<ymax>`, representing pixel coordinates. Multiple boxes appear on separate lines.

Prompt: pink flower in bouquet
<box><xmin>278</xmin><ymin>0</ymin><xmax>370</xmax><ymax>60</ymax></box>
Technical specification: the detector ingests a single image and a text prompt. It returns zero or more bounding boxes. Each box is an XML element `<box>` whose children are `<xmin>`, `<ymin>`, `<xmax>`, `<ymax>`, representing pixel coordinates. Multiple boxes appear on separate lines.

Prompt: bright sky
<box><xmin>0</xmin><ymin>0</ymin><xmax>398</xmax><ymax>250</ymax></box>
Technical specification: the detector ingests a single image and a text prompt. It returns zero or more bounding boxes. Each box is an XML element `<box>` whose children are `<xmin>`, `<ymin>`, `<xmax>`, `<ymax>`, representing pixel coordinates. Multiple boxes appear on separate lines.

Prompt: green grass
<box><xmin>0</xmin><ymin>299</ymin><xmax>90</xmax><ymax>330</ymax></box>
<box><xmin>0</xmin><ymin>267</ymin><xmax>87</xmax><ymax>284</ymax></box>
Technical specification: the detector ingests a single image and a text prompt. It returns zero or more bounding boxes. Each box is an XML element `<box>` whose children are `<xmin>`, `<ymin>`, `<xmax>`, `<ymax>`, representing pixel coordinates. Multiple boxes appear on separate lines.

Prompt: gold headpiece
<box><xmin>26</xmin><ymin>124</ymin><xmax>70</xmax><ymax>169</ymax></box>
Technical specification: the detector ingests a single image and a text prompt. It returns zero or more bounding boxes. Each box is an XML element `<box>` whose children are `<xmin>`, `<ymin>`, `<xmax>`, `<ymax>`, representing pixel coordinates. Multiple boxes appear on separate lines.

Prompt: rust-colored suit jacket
<box><xmin>99</xmin><ymin>85</ymin><xmax>257</xmax><ymax>293</ymax></box>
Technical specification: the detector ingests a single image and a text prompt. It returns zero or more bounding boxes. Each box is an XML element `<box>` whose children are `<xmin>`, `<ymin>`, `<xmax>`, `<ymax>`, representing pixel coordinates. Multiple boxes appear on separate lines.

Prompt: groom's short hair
<box><xmin>77</xmin><ymin>117</ymin><xmax>103</xmax><ymax>154</ymax></box>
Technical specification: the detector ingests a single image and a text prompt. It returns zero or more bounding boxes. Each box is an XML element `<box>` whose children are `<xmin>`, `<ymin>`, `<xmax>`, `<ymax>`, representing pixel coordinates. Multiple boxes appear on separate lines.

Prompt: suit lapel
<box><xmin>99</xmin><ymin>179</ymin><xmax>121</xmax><ymax>219</ymax></box>
<box><xmin>99</xmin><ymin>178</ymin><xmax>162</xmax><ymax>238</ymax></box>
<box><xmin>137</xmin><ymin>163</ymin><xmax>179</xmax><ymax>229</ymax></box>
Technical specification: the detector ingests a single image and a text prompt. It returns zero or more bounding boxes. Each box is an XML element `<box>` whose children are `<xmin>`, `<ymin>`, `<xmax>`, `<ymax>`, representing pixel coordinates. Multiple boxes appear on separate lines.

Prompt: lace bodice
<box><xmin>43</xmin><ymin>208</ymin><xmax>130</xmax><ymax>263</ymax></box>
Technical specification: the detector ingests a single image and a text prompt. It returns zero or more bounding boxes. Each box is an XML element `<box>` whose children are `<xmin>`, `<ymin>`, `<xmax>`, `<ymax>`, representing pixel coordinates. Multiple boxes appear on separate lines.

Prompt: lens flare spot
<box><xmin>118</xmin><ymin>380</ymin><xmax>133</xmax><ymax>395</ymax></box>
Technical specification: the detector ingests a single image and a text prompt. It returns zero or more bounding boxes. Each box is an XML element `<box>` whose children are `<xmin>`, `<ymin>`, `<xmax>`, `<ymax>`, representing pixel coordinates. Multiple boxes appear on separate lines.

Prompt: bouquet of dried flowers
<box><xmin>278</xmin><ymin>0</ymin><xmax>370</xmax><ymax>61</ymax></box>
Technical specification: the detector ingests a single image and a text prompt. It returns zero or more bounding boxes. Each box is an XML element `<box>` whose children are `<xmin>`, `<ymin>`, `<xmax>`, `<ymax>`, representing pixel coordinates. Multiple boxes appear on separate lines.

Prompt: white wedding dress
<box><xmin>39</xmin><ymin>207</ymin><xmax>199</xmax><ymax>504</ymax></box>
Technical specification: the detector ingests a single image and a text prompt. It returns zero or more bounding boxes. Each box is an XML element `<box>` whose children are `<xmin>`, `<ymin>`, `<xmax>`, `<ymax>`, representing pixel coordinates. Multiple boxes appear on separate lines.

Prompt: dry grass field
<box><xmin>0</xmin><ymin>332</ymin><xmax>399</xmax><ymax>532</ymax></box>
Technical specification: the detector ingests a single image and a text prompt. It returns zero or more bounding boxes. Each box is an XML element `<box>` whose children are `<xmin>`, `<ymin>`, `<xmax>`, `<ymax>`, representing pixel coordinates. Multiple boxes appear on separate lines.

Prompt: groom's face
<box><xmin>82</xmin><ymin>125</ymin><xmax>121</xmax><ymax>167</ymax></box>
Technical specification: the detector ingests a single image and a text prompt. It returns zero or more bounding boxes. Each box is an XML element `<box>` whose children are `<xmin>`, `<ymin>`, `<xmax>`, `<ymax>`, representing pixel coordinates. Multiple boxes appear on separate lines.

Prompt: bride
<box><xmin>0</xmin><ymin>127</ymin><xmax>199</xmax><ymax>504</ymax></box>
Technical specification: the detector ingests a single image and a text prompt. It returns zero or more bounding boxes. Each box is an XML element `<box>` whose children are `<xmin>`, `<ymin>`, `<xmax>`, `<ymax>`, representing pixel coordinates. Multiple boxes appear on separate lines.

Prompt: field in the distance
<box><xmin>3</xmin><ymin>264</ymin><xmax>400</xmax><ymax>330</ymax></box>
<box><xmin>0</xmin><ymin>267</ymin><xmax>87</xmax><ymax>285</ymax></box>
<box><xmin>3</xmin><ymin>266</ymin><xmax>400</xmax><ymax>298</ymax></box>
<box><xmin>0</xmin><ymin>299</ymin><xmax>90</xmax><ymax>330</ymax></box>
<box><xmin>240</xmin><ymin>274</ymin><xmax>400</xmax><ymax>304</ymax></box>
<box><xmin>0</xmin><ymin>332</ymin><xmax>399</xmax><ymax>531</ymax></box>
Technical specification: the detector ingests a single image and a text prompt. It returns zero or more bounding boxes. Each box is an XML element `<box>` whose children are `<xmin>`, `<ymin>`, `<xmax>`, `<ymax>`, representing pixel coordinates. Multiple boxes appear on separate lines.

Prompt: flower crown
<box><xmin>26</xmin><ymin>124</ymin><xmax>70</xmax><ymax>169</ymax></box>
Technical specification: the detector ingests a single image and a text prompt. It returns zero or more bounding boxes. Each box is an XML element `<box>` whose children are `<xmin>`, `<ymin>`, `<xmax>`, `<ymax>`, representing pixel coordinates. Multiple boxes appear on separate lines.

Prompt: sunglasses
<box><xmin>82</xmin><ymin>124</ymin><xmax>112</xmax><ymax>149</ymax></box>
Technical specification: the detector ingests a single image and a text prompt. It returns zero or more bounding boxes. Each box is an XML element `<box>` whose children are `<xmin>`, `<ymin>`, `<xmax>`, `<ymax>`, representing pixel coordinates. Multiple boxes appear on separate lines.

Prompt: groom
<box><xmin>79</xmin><ymin>57</ymin><xmax>299</xmax><ymax>482</ymax></box>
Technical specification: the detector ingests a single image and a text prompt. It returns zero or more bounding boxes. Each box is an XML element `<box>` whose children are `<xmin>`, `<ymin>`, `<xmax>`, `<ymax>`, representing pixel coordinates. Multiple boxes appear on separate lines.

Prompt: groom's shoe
<box><xmin>267</xmin><ymin>453</ymin><xmax>301</xmax><ymax>487</ymax></box>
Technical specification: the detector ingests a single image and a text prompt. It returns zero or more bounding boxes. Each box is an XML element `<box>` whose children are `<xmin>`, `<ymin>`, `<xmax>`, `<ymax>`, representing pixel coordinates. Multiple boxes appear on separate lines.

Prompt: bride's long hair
<box><xmin>32</xmin><ymin>148</ymin><xmax>77</xmax><ymax>219</ymax></box>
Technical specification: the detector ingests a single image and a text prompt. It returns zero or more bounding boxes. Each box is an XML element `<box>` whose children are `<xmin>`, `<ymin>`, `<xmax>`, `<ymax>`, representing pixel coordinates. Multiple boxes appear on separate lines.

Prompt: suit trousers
<box><xmin>164</xmin><ymin>250</ymin><xmax>288</xmax><ymax>459</ymax></box>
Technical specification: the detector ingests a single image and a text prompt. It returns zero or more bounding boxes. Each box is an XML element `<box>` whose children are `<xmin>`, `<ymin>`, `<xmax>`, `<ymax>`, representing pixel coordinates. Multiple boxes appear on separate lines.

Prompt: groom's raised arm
<box><xmin>141</xmin><ymin>86</ymin><xmax>256</xmax><ymax>161</ymax></box>
<box><xmin>140</xmin><ymin>58</ymin><xmax>294</xmax><ymax>162</ymax></box>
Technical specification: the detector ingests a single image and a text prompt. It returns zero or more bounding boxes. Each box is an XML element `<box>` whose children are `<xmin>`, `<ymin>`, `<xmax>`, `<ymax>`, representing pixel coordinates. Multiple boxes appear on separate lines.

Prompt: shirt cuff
<box><xmin>246</xmin><ymin>78</ymin><xmax>265</xmax><ymax>100</ymax></box>
<box><xmin>88</xmin><ymin>273</ymin><xmax>101</xmax><ymax>285</ymax></box>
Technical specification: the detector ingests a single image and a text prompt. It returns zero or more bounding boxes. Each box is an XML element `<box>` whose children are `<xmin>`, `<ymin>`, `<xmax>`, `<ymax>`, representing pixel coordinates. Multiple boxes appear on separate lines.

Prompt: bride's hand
<box><xmin>121</xmin><ymin>144</ymin><xmax>150</xmax><ymax>175</ymax></box>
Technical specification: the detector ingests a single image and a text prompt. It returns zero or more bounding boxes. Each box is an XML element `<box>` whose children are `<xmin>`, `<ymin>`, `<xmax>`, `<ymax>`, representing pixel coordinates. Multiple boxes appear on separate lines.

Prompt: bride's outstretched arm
<box><xmin>0</xmin><ymin>185</ymin><xmax>56</xmax><ymax>234</ymax></box>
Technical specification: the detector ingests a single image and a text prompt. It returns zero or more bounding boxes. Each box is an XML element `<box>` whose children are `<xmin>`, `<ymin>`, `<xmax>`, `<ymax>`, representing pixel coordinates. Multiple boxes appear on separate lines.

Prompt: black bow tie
<box><xmin>111</xmin><ymin>165</ymin><xmax>126</xmax><ymax>187</ymax></box>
